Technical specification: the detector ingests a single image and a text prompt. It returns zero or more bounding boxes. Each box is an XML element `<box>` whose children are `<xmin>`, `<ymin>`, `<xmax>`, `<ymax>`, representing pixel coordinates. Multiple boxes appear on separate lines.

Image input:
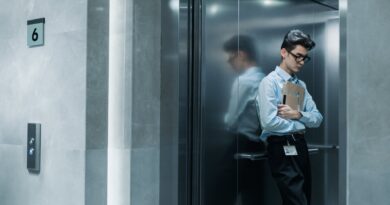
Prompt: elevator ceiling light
<box><xmin>170</xmin><ymin>0</ymin><xmax>179</xmax><ymax>12</ymax></box>
<box><xmin>263</xmin><ymin>0</ymin><xmax>273</xmax><ymax>6</ymax></box>
<box><xmin>260</xmin><ymin>0</ymin><xmax>286</xmax><ymax>7</ymax></box>
<box><xmin>209</xmin><ymin>4</ymin><xmax>219</xmax><ymax>15</ymax></box>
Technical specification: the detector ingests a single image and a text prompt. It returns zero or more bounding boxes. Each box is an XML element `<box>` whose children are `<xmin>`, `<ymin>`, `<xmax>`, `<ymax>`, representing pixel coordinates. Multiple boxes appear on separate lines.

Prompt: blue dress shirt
<box><xmin>256</xmin><ymin>66</ymin><xmax>323</xmax><ymax>141</ymax></box>
<box><xmin>224</xmin><ymin>66</ymin><xmax>265</xmax><ymax>141</ymax></box>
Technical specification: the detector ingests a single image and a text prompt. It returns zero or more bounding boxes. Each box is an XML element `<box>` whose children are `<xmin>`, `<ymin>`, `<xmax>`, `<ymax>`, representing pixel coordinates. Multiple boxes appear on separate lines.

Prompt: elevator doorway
<box><xmin>182</xmin><ymin>0</ymin><xmax>341</xmax><ymax>205</ymax></box>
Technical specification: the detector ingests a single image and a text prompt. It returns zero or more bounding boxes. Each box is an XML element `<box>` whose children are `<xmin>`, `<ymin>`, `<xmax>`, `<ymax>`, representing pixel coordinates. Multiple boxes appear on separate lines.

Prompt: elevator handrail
<box><xmin>234</xmin><ymin>148</ymin><xmax>319</xmax><ymax>161</ymax></box>
<box><xmin>308</xmin><ymin>144</ymin><xmax>339</xmax><ymax>150</ymax></box>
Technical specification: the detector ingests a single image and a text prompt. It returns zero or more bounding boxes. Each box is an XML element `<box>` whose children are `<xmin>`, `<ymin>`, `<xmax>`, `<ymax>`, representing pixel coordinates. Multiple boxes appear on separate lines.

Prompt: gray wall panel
<box><xmin>347</xmin><ymin>0</ymin><xmax>390</xmax><ymax>204</ymax></box>
<box><xmin>131</xmin><ymin>0</ymin><xmax>161</xmax><ymax>205</ymax></box>
<box><xmin>0</xmin><ymin>0</ymin><xmax>87</xmax><ymax>204</ymax></box>
<box><xmin>85</xmin><ymin>0</ymin><xmax>109</xmax><ymax>204</ymax></box>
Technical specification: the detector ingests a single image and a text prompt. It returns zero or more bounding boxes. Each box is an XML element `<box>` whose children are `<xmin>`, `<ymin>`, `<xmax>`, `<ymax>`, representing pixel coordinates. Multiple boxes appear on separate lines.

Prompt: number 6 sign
<box><xmin>27</xmin><ymin>18</ymin><xmax>45</xmax><ymax>47</ymax></box>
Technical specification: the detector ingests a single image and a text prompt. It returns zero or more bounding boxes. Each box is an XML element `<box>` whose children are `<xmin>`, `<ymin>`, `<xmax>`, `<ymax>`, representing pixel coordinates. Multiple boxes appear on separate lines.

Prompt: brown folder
<box><xmin>282</xmin><ymin>82</ymin><xmax>305</xmax><ymax>111</ymax></box>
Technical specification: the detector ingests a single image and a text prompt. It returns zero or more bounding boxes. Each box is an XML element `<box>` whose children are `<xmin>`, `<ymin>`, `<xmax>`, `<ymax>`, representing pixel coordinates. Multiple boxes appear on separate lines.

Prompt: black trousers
<box><xmin>267</xmin><ymin>134</ymin><xmax>311</xmax><ymax>205</ymax></box>
<box><xmin>236</xmin><ymin>134</ymin><xmax>267</xmax><ymax>205</ymax></box>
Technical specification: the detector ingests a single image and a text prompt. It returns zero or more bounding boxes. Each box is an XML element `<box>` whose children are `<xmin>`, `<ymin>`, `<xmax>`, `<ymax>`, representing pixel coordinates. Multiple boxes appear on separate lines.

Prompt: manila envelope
<box><xmin>282</xmin><ymin>82</ymin><xmax>305</xmax><ymax>111</ymax></box>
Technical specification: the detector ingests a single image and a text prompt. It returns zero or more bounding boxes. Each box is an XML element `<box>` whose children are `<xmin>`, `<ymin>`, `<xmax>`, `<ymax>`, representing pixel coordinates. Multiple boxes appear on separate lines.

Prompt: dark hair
<box><xmin>281</xmin><ymin>29</ymin><xmax>316</xmax><ymax>51</ymax></box>
<box><xmin>223</xmin><ymin>35</ymin><xmax>258</xmax><ymax>62</ymax></box>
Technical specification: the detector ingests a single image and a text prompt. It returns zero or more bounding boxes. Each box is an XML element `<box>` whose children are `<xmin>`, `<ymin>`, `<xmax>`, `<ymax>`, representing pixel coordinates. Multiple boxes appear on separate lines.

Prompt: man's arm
<box><xmin>277</xmin><ymin>104</ymin><xmax>302</xmax><ymax>119</ymax></box>
<box><xmin>274</xmin><ymin>83</ymin><xmax>323</xmax><ymax>128</ymax></box>
<box><xmin>257</xmin><ymin>77</ymin><xmax>305</xmax><ymax>133</ymax></box>
<box><xmin>297</xmin><ymin>83</ymin><xmax>323</xmax><ymax>128</ymax></box>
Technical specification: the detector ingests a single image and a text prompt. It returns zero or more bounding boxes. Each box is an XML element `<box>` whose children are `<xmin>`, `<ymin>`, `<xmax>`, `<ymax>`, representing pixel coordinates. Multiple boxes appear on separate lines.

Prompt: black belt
<box><xmin>268</xmin><ymin>132</ymin><xmax>305</xmax><ymax>143</ymax></box>
<box><xmin>290</xmin><ymin>130</ymin><xmax>306</xmax><ymax>135</ymax></box>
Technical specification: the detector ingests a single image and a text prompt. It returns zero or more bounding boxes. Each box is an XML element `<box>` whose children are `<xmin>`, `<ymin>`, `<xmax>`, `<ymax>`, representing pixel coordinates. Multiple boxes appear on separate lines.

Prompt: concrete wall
<box><xmin>346</xmin><ymin>0</ymin><xmax>390</xmax><ymax>204</ymax></box>
<box><xmin>131</xmin><ymin>0</ymin><xmax>161</xmax><ymax>204</ymax></box>
<box><xmin>0</xmin><ymin>0</ymin><xmax>162</xmax><ymax>204</ymax></box>
<box><xmin>86</xmin><ymin>0</ymin><xmax>109</xmax><ymax>204</ymax></box>
<box><xmin>0</xmin><ymin>0</ymin><xmax>110</xmax><ymax>204</ymax></box>
<box><xmin>0</xmin><ymin>0</ymin><xmax>87</xmax><ymax>205</ymax></box>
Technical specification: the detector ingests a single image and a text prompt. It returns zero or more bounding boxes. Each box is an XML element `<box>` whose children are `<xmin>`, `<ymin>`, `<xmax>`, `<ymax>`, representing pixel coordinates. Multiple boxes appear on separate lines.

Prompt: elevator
<box><xmin>161</xmin><ymin>0</ymin><xmax>342</xmax><ymax>204</ymax></box>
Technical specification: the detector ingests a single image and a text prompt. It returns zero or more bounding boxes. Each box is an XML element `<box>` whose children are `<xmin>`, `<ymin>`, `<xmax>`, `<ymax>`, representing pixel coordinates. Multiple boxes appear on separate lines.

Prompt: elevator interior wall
<box><xmin>197</xmin><ymin>0</ymin><xmax>340</xmax><ymax>204</ymax></box>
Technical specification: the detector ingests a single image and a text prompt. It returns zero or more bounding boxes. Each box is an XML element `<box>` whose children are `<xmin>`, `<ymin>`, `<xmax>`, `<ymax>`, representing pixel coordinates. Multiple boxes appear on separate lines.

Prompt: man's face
<box><xmin>281</xmin><ymin>45</ymin><xmax>309</xmax><ymax>74</ymax></box>
<box><xmin>227</xmin><ymin>51</ymin><xmax>244</xmax><ymax>72</ymax></box>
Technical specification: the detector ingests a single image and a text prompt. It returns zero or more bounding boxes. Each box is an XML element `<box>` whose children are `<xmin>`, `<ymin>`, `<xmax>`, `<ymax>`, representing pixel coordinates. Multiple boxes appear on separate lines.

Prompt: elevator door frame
<box><xmin>178</xmin><ymin>0</ymin><xmax>203</xmax><ymax>204</ymax></box>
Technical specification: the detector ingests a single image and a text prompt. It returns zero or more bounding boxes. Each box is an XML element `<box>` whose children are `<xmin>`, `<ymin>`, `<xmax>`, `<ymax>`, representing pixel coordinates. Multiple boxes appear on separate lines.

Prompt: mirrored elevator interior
<box><xmin>196</xmin><ymin>0</ymin><xmax>340</xmax><ymax>204</ymax></box>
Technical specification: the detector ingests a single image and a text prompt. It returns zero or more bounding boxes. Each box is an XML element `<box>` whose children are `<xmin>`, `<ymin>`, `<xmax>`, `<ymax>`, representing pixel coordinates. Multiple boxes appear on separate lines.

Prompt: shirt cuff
<box><xmin>293</xmin><ymin>120</ymin><xmax>305</xmax><ymax>130</ymax></box>
<box><xmin>298</xmin><ymin>111</ymin><xmax>310</xmax><ymax>125</ymax></box>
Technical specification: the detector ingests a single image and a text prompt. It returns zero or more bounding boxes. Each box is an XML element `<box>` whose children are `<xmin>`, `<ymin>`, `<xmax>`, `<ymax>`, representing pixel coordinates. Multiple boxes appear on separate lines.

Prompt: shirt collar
<box><xmin>241</xmin><ymin>66</ymin><xmax>259</xmax><ymax>76</ymax></box>
<box><xmin>275</xmin><ymin>66</ymin><xmax>298</xmax><ymax>83</ymax></box>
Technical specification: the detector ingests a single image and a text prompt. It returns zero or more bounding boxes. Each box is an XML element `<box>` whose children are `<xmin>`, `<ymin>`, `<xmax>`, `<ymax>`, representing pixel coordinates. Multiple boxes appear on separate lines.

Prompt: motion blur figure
<box><xmin>223</xmin><ymin>35</ymin><xmax>266</xmax><ymax>205</ymax></box>
<box><xmin>223</xmin><ymin>35</ymin><xmax>265</xmax><ymax>143</ymax></box>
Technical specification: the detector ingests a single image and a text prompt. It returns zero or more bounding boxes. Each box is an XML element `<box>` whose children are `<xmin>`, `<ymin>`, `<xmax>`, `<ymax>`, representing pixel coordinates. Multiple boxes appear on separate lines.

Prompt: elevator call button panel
<box><xmin>27</xmin><ymin>123</ymin><xmax>41</xmax><ymax>172</ymax></box>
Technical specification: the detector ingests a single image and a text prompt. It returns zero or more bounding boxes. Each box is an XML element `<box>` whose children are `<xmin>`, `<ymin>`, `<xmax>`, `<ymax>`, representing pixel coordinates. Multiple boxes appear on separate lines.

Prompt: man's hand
<box><xmin>277</xmin><ymin>104</ymin><xmax>302</xmax><ymax>120</ymax></box>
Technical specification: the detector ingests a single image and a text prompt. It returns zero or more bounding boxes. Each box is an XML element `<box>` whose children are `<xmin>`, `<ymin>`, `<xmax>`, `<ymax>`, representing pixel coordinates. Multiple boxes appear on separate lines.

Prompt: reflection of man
<box><xmin>257</xmin><ymin>29</ymin><xmax>323</xmax><ymax>205</ymax></box>
<box><xmin>223</xmin><ymin>35</ymin><xmax>266</xmax><ymax>205</ymax></box>
<box><xmin>223</xmin><ymin>35</ymin><xmax>265</xmax><ymax>142</ymax></box>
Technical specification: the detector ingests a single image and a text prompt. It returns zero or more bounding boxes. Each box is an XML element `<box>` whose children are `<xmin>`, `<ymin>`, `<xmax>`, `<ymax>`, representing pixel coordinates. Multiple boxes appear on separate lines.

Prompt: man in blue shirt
<box><xmin>257</xmin><ymin>30</ymin><xmax>323</xmax><ymax>205</ymax></box>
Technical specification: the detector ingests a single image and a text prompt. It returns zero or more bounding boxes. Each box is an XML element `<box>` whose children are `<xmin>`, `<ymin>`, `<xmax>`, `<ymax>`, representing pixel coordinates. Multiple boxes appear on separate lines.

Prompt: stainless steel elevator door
<box><xmin>199</xmin><ymin>0</ymin><xmax>339</xmax><ymax>204</ymax></box>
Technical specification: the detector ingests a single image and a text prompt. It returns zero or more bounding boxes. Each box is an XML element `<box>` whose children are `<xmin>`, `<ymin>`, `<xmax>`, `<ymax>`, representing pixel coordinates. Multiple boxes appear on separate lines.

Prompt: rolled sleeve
<box><xmin>298</xmin><ymin>83</ymin><xmax>323</xmax><ymax>128</ymax></box>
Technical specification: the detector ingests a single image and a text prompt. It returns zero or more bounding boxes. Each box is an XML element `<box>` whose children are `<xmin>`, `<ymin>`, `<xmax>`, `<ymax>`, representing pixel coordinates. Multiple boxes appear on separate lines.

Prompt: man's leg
<box><xmin>267</xmin><ymin>136</ymin><xmax>311</xmax><ymax>205</ymax></box>
<box><xmin>293</xmin><ymin>135</ymin><xmax>311</xmax><ymax>205</ymax></box>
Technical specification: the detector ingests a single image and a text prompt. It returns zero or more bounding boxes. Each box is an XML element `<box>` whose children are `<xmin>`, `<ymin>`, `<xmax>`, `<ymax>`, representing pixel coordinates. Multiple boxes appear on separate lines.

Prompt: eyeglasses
<box><xmin>288</xmin><ymin>51</ymin><xmax>311</xmax><ymax>63</ymax></box>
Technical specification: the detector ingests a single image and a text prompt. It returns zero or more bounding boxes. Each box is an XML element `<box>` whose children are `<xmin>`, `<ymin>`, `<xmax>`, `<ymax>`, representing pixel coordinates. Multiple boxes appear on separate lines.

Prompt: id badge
<box><xmin>283</xmin><ymin>145</ymin><xmax>298</xmax><ymax>156</ymax></box>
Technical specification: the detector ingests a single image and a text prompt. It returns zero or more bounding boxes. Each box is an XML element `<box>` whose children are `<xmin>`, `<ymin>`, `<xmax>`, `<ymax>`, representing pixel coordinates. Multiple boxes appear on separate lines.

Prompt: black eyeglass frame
<box><xmin>287</xmin><ymin>50</ymin><xmax>311</xmax><ymax>63</ymax></box>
